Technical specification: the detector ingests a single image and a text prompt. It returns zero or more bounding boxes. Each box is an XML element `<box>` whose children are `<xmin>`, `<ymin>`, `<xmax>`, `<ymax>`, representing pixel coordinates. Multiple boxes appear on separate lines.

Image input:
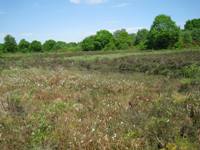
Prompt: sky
<box><xmin>0</xmin><ymin>0</ymin><xmax>200</xmax><ymax>43</ymax></box>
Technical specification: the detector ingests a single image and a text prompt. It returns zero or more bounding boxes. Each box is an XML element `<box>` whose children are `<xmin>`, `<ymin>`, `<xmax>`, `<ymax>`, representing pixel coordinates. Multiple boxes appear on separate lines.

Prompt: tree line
<box><xmin>0</xmin><ymin>14</ymin><xmax>200</xmax><ymax>53</ymax></box>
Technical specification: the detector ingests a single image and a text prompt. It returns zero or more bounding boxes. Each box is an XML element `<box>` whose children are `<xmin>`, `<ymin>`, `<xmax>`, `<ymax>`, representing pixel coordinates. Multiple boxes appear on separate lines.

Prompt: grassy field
<box><xmin>0</xmin><ymin>49</ymin><xmax>200</xmax><ymax>149</ymax></box>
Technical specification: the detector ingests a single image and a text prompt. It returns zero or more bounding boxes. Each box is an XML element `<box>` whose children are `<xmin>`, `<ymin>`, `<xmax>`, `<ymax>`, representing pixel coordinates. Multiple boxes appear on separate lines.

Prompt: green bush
<box><xmin>29</xmin><ymin>40</ymin><xmax>42</xmax><ymax>52</ymax></box>
<box><xmin>182</xmin><ymin>64</ymin><xmax>200</xmax><ymax>78</ymax></box>
<box><xmin>43</xmin><ymin>40</ymin><xmax>56</xmax><ymax>51</ymax></box>
<box><xmin>18</xmin><ymin>39</ymin><xmax>30</xmax><ymax>53</ymax></box>
<box><xmin>113</xmin><ymin>29</ymin><xmax>132</xmax><ymax>50</ymax></box>
<box><xmin>3</xmin><ymin>35</ymin><xmax>18</xmax><ymax>53</ymax></box>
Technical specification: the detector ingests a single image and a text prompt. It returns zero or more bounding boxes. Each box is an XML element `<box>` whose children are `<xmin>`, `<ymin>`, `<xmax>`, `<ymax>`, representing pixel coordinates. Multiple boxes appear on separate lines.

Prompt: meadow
<box><xmin>0</xmin><ymin>49</ymin><xmax>200</xmax><ymax>149</ymax></box>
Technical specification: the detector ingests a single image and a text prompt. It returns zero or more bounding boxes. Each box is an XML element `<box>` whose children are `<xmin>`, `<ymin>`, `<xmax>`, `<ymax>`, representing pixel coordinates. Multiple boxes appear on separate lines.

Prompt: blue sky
<box><xmin>0</xmin><ymin>0</ymin><xmax>200</xmax><ymax>43</ymax></box>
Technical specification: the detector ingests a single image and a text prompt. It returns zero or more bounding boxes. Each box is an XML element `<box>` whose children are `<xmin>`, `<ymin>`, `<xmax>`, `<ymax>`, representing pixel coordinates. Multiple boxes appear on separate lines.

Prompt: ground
<box><xmin>0</xmin><ymin>49</ymin><xmax>200</xmax><ymax>149</ymax></box>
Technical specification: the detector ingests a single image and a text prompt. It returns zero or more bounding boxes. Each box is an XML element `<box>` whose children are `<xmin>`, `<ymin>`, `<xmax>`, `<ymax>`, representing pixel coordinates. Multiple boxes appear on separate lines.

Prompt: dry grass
<box><xmin>0</xmin><ymin>50</ymin><xmax>200</xmax><ymax>149</ymax></box>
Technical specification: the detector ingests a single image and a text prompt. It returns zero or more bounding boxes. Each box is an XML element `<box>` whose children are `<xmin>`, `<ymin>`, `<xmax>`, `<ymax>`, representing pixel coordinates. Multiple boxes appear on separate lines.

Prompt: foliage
<box><xmin>54</xmin><ymin>41</ymin><xmax>67</xmax><ymax>50</ymax></box>
<box><xmin>81</xmin><ymin>35</ymin><xmax>96</xmax><ymax>51</ymax></box>
<box><xmin>95</xmin><ymin>30</ymin><xmax>114</xmax><ymax>50</ymax></box>
<box><xmin>3</xmin><ymin>35</ymin><xmax>18</xmax><ymax>52</ymax></box>
<box><xmin>0</xmin><ymin>43</ymin><xmax>3</xmax><ymax>54</ymax></box>
<box><xmin>176</xmin><ymin>30</ymin><xmax>193</xmax><ymax>48</ymax></box>
<box><xmin>0</xmin><ymin>50</ymin><xmax>200</xmax><ymax>149</ymax></box>
<box><xmin>191</xmin><ymin>29</ymin><xmax>200</xmax><ymax>46</ymax></box>
<box><xmin>147</xmin><ymin>15</ymin><xmax>180</xmax><ymax>49</ymax></box>
<box><xmin>182</xmin><ymin>64</ymin><xmax>200</xmax><ymax>78</ymax></box>
<box><xmin>113</xmin><ymin>29</ymin><xmax>132</xmax><ymax>49</ymax></box>
<box><xmin>43</xmin><ymin>40</ymin><xmax>56</xmax><ymax>51</ymax></box>
<box><xmin>184</xmin><ymin>18</ymin><xmax>200</xmax><ymax>30</ymax></box>
<box><xmin>129</xmin><ymin>33</ymin><xmax>136</xmax><ymax>45</ymax></box>
<box><xmin>29</xmin><ymin>40</ymin><xmax>42</xmax><ymax>52</ymax></box>
<box><xmin>18</xmin><ymin>39</ymin><xmax>30</xmax><ymax>53</ymax></box>
<box><xmin>135</xmin><ymin>29</ymin><xmax>149</xmax><ymax>46</ymax></box>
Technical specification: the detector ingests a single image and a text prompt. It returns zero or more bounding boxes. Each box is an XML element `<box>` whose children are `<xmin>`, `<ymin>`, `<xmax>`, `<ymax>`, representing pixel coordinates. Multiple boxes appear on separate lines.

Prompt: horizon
<box><xmin>1</xmin><ymin>0</ymin><xmax>200</xmax><ymax>43</ymax></box>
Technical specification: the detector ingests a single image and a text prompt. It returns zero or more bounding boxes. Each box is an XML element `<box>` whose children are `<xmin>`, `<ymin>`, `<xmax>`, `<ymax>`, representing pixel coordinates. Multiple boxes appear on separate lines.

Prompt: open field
<box><xmin>0</xmin><ymin>50</ymin><xmax>200</xmax><ymax>149</ymax></box>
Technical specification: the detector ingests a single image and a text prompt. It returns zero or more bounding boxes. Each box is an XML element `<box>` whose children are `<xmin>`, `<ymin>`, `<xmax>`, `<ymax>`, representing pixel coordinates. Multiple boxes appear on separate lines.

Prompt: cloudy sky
<box><xmin>0</xmin><ymin>0</ymin><xmax>200</xmax><ymax>43</ymax></box>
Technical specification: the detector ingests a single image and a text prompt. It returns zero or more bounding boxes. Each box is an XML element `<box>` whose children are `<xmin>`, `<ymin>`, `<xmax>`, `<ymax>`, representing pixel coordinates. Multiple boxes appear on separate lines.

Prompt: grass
<box><xmin>0</xmin><ymin>49</ymin><xmax>200</xmax><ymax>149</ymax></box>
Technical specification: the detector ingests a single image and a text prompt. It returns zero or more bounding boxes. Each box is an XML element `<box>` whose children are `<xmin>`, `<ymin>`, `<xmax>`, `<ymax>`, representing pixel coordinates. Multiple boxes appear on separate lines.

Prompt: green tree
<box><xmin>191</xmin><ymin>29</ymin><xmax>200</xmax><ymax>46</ymax></box>
<box><xmin>43</xmin><ymin>40</ymin><xmax>56</xmax><ymax>51</ymax></box>
<box><xmin>147</xmin><ymin>14</ymin><xmax>180</xmax><ymax>49</ymax></box>
<box><xmin>81</xmin><ymin>35</ymin><xmax>96</xmax><ymax>51</ymax></box>
<box><xmin>3</xmin><ymin>35</ymin><xmax>17</xmax><ymax>52</ymax></box>
<box><xmin>129</xmin><ymin>33</ymin><xmax>136</xmax><ymax>46</ymax></box>
<box><xmin>29</xmin><ymin>40</ymin><xmax>42</xmax><ymax>52</ymax></box>
<box><xmin>113</xmin><ymin>29</ymin><xmax>132</xmax><ymax>49</ymax></box>
<box><xmin>95</xmin><ymin>30</ymin><xmax>114</xmax><ymax>50</ymax></box>
<box><xmin>18</xmin><ymin>39</ymin><xmax>30</xmax><ymax>53</ymax></box>
<box><xmin>176</xmin><ymin>30</ymin><xmax>193</xmax><ymax>48</ymax></box>
<box><xmin>104</xmin><ymin>39</ymin><xmax>116</xmax><ymax>50</ymax></box>
<box><xmin>184</xmin><ymin>18</ymin><xmax>200</xmax><ymax>30</ymax></box>
<box><xmin>54</xmin><ymin>41</ymin><xmax>67</xmax><ymax>50</ymax></box>
<box><xmin>0</xmin><ymin>43</ymin><xmax>3</xmax><ymax>54</ymax></box>
<box><xmin>135</xmin><ymin>29</ymin><xmax>149</xmax><ymax>45</ymax></box>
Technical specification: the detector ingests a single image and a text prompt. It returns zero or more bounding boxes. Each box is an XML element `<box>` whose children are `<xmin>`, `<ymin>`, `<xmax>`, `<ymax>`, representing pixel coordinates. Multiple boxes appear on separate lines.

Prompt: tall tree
<box><xmin>3</xmin><ymin>35</ymin><xmax>17</xmax><ymax>52</ymax></box>
<box><xmin>43</xmin><ymin>40</ymin><xmax>56</xmax><ymax>51</ymax></box>
<box><xmin>18</xmin><ymin>39</ymin><xmax>30</xmax><ymax>52</ymax></box>
<box><xmin>114</xmin><ymin>29</ymin><xmax>132</xmax><ymax>49</ymax></box>
<box><xmin>29</xmin><ymin>40</ymin><xmax>42</xmax><ymax>52</ymax></box>
<box><xmin>184</xmin><ymin>18</ymin><xmax>200</xmax><ymax>30</ymax></box>
<box><xmin>95</xmin><ymin>30</ymin><xmax>114</xmax><ymax>50</ymax></box>
<box><xmin>135</xmin><ymin>29</ymin><xmax>149</xmax><ymax>45</ymax></box>
<box><xmin>147</xmin><ymin>14</ymin><xmax>180</xmax><ymax>49</ymax></box>
<box><xmin>81</xmin><ymin>35</ymin><xmax>96</xmax><ymax>51</ymax></box>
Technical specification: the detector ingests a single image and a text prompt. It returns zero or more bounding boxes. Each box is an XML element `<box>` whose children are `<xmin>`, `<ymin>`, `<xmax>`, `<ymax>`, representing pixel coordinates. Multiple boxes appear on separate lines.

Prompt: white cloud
<box><xmin>69</xmin><ymin>0</ymin><xmax>105</xmax><ymax>5</ymax></box>
<box><xmin>112</xmin><ymin>3</ymin><xmax>129</xmax><ymax>8</ymax></box>
<box><xmin>70</xmin><ymin>0</ymin><xmax>81</xmax><ymax>4</ymax></box>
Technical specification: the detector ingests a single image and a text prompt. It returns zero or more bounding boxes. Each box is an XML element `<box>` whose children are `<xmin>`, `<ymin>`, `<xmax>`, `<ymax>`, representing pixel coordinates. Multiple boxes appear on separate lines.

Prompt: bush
<box><xmin>0</xmin><ymin>43</ymin><xmax>3</xmax><ymax>54</ymax></box>
<box><xmin>43</xmin><ymin>40</ymin><xmax>56</xmax><ymax>51</ymax></box>
<box><xmin>18</xmin><ymin>39</ymin><xmax>30</xmax><ymax>53</ymax></box>
<box><xmin>3</xmin><ymin>35</ymin><xmax>18</xmax><ymax>53</ymax></box>
<box><xmin>81</xmin><ymin>35</ymin><xmax>96</xmax><ymax>51</ymax></box>
<box><xmin>113</xmin><ymin>29</ymin><xmax>132</xmax><ymax>50</ymax></box>
<box><xmin>29</xmin><ymin>41</ymin><xmax>42</xmax><ymax>52</ymax></box>
<box><xmin>182</xmin><ymin>64</ymin><xmax>200</xmax><ymax>78</ymax></box>
<box><xmin>191</xmin><ymin>29</ymin><xmax>200</xmax><ymax>46</ymax></box>
<box><xmin>135</xmin><ymin>29</ymin><xmax>149</xmax><ymax>46</ymax></box>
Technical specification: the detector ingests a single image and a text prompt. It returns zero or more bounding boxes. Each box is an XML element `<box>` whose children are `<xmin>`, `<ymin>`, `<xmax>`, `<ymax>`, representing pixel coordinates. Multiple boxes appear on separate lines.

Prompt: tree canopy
<box><xmin>114</xmin><ymin>29</ymin><xmax>132</xmax><ymax>49</ymax></box>
<box><xmin>3</xmin><ymin>35</ymin><xmax>18</xmax><ymax>52</ymax></box>
<box><xmin>135</xmin><ymin>29</ymin><xmax>149</xmax><ymax>46</ymax></box>
<box><xmin>29</xmin><ymin>40</ymin><xmax>42</xmax><ymax>52</ymax></box>
<box><xmin>43</xmin><ymin>40</ymin><xmax>56</xmax><ymax>51</ymax></box>
<box><xmin>184</xmin><ymin>18</ymin><xmax>200</xmax><ymax>30</ymax></box>
<box><xmin>18</xmin><ymin>39</ymin><xmax>30</xmax><ymax>53</ymax></box>
<box><xmin>147</xmin><ymin>15</ymin><xmax>180</xmax><ymax>49</ymax></box>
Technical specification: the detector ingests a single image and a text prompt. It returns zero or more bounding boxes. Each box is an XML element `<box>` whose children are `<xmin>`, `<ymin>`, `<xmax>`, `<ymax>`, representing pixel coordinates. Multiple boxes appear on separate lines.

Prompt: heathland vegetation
<box><xmin>1</xmin><ymin>14</ymin><xmax>200</xmax><ymax>150</ymax></box>
<box><xmin>0</xmin><ymin>15</ymin><xmax>200</xmax><ymax>54</ymax></box>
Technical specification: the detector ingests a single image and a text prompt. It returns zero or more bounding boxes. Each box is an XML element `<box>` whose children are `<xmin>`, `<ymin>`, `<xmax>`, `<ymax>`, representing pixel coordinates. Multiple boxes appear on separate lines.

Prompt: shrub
<box><xmin>3</xmin><ymin>35</ymin><xmax>18</xmax><ymax>53</ymax></box>
<box><xmin>18</xmin><ymin>39</ymin><xmax>30</xmax><ymax>53</ymax></box>
<box><xmin>29</xmin><ymin>40</ymin><xmax>42</xmax><ymax>52</ymax></box>
<box><xmin>135</xmin><ymin>29</ymin><xmax>149</xmax><ymax>46</ymax></box>
<box><xmin>43</xmin><ymin>40</ymin><xmax>56</xmax><ymax>51</ymax></box>
<box><xmin>81</xmin><ymin>35</ymin><xmax>96</xmax><ymax>51</ymax></box>
<box><xmin>113</xmin><ymin>29</ymin><xmax>132</xmax><ymax>50</ymax></box>
<box><xmin>182</xmin><ymin>64</ymin><xmax>200</xmax><ymax>78</ymax></box>
<box><xmin>191</xmin><ymin>29</ymin><xmax>200</xmax><ymax>46</ymax></box>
